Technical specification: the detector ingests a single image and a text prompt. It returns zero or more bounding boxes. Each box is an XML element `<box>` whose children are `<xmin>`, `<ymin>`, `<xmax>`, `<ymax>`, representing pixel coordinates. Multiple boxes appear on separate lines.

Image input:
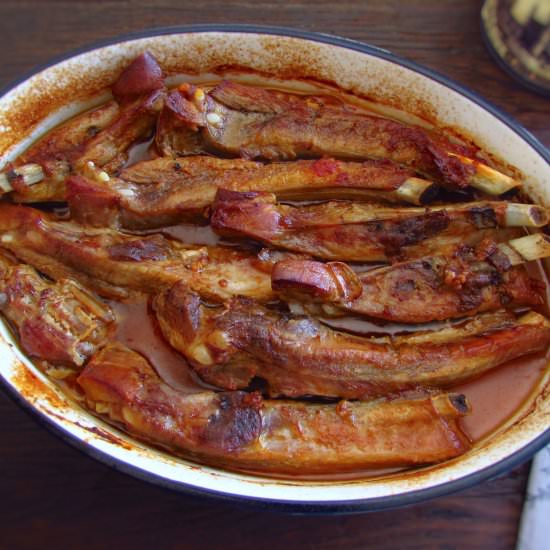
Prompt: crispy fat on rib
<box><xmin>77</xmin><ymin>344</ymin><xmax>471</xmax><ymax>473</ymax></box>
<box><xmin>0</xmin><ymin>253</ymin><xmax>113</xmax><ymax>366</ymax></box>
<box><xmin>271</xmin><ymin>238</ymin><xmax>548</xmax><ymax>323</ymax></box>
<box><xmin>154</xmin><ymin>283</ymin><xmax>550</xmax><ymax>399</ymax></box>
<box><xmin>211</xmin><ymin>190</ymin><xmax>532</xmax><ymax>261</ymax></box>
<box><xmin>67</xmin><ymin>156</ymin><xmax>437</xmax><ymax>229</ymax></box>
<box><xmin>160</xmin><ymin>80</ymin><xmax>519</xmax><ymax>193</ymax></box>
<box><xmin>0</xmin><ymin>203</ymin><xmax>276</xmax><ymax>302</ymax></box>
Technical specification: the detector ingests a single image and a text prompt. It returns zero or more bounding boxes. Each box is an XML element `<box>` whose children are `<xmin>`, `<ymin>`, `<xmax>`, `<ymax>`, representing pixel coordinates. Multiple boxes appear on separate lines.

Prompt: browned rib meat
<box><xmin>154</xmin><ymin>283</ymin><xmax>550</xmax><ymax>399</ymax></box>
<box><xmin>271</xmin><ymin>239</ymin><xmax>547</xmax><ymax>323</ymax></box>
<box><xmin>78</xmin><ymin>343</ymin><xmax>471</xmax><ymax>473</ymax></box>
<box><xmin>75</xmin><ymin>89</ymin><xmax>164</xmax><ymax>173</ymax></box>
<box><xmin>6</xmin><ymin>53</ymin><xmax>165</xmax><ymax>203</ymax></box>
<box><xmin>158</xmin><ymin>81</ymin><xmax>518</xmax><ymax>192</ymax></box>
<box><xmin>66</xmin><ymin>156</ymin><xmax>437</xmax><ymax>230</ymax></box>
<box><xmin>8</xmin><ymin>101</ymin><xmax>120</xmax><ymax>202</ymax></box>
<box><xmin>211</xmin><ymin>190</ymin><xmax>527</xmax><ymax>261</ymax></box>
<box><xmin>0</xmin><ymin>253</ymin><xmax>113</xmax><ymax>366</ymax></box>
<box><xmin>0</xmin><ymin>203</ymin><xmax>276</xmax><ymax>302</ymax></box>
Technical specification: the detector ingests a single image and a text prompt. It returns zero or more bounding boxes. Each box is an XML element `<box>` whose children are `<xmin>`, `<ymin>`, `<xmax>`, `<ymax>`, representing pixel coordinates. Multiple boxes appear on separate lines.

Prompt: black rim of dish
<box><xmin>1</xmin><ymin>24</ymin><xmax>549</xmax><ymax>514</ymax></box>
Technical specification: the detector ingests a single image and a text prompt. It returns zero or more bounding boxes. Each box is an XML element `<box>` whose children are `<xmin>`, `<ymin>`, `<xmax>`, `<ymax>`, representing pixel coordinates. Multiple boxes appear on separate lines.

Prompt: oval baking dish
<box><xmin>0</xmin><ymin>25</ymin><xmax>549</xmax><ymax>513</ymax></box>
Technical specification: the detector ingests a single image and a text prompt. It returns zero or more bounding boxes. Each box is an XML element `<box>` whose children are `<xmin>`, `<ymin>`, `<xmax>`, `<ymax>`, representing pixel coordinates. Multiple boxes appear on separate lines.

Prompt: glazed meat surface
<box><xmin>77</xmin><ymin>344</ymin><xmax>471</xmax><ymax>473</ymax></box>
<box><xmin>67</xmin><ymin>156</ymin><xmax>436</xmax><ymax>229</ymax></box>
<box><xmin>159</xmin><ymin>80</ymin><xmax>519</xmax><ymax>193</ymax></box>
<box><xmin>0</xmin><ymin>203</ymin><xmax>276</xmax><ymax>302</ymax></box>
<box><xmin>0</xmin><ymin>253</ymin><xmax>113</xmax><ymax>365</ymax></box>
<box><xmin>271</xmin><ymin>239</ymin><xmax>546</xmax><ymax>323</ymax></box>
<box><xmin>153</xmin><ymin>282</ymin><xmax>550</xmax><ymax>399</ymax></box>
<box><xmin>211</xmin><ymin>190</ymin><xmax>531</xmax><ymax>261</ymax></box>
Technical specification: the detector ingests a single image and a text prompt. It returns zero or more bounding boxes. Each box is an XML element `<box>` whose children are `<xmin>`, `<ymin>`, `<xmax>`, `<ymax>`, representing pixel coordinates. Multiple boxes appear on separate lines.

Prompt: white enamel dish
<box><xmin>0</xmin><ymin>25</ymin><xmax>549</xmax><ymax>513</ymax></box>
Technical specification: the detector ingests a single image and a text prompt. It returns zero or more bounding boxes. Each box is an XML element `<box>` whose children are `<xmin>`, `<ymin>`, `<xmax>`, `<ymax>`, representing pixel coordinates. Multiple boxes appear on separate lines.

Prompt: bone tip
<box><xmin>397</xmin><ymin>177</ymin><xmax>437</xmax><ymax>205</ymax></box>
<box><xmin>504</xmin><ymin>203</ymin><xmax>549</xmax><ymax>227</ymax></box>
<box><xmin>0</xmin><ymin>163</ymin><xmax>45</xmax><ymax>193</ymax></box>
<box><xmin>433</xmin><ymin>393</ymin><xmax>471</xmax><ymax>417</ymax></box>
<box><xmin>449</xmin><ymin>153</ymin><xmax>521</xmax><ymax>195</ymax></box>
<box><xmin>508</xmin><ymin>233</ymin><xmax>550</xmax><ymax>262</ymax></box>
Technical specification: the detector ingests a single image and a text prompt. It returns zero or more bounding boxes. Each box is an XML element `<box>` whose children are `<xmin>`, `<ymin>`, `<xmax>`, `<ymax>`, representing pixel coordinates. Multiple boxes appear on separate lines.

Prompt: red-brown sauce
<box><xmin>110</xmin><ymin>299</ymin><xmax>209</xmax><ymax>393</ymax></box>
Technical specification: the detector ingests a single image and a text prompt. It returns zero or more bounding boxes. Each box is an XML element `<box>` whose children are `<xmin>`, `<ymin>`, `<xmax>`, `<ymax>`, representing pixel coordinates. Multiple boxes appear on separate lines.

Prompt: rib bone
<box><xmin>77</xmin><ymin>343</ymin><xmax>471</xmax><ymax>474</ymax></box>
<box><xmin>160</xmin><ymin>80</ymin><xmax>520</xmax><ymax>193</ymax></box>
<box><xmin>211</xmin><ymin>190</ymin><xmax>531</xmax><ymax>261</ymax></box>
<box><xmin>271</xmin><ymin>237</ymin><xmax>548</xmax><ymax>323</ymax></box>
<box><xmin>153</xmin><ymin>283</ymin><xmax>550</xmax><ymax>399</ymax></box>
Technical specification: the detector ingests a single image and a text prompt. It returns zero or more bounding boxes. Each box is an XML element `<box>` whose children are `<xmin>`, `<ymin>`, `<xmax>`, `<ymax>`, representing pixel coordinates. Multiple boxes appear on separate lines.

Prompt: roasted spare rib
<box><xmin>211</xmin><ymin>190</ymin><xmax>542</xmax><ymax>261</ymax></box>
<box><xmin>78</xmin><ymin>343</ymin><xmax>471</xmax><ymax>473</ymax></box>
<box><xmin>0</xmin><ymin>253</ymin><xmax>113</xmax><ymax>366</ymax></box>
<box><xmin>66</xmin><ymin>157</ymin><xmax>438</xmax><ymax>230</ymax></box>
<box><xmin>153</xmin><ymin>282</ymin><xmax>550</xmax><ymax>399</ymax></box>
<box><xmin>271</xmin><ymin>235</ymin><xmax>550</xmax><ymax>323</ymax></box>
<box><xmin>1</xmin><ymin>52</ymin><xmax>166</xmax><ymax>203</ymax></box>
<box><xmin>158</xmin><ymin>80</ymin><xmax>520</xmax><ymax>194</ymax></box>
<box><xmin>0</xmin><ymin>203</ymin><xmax>277</xmax><ymax>302</ymax></box>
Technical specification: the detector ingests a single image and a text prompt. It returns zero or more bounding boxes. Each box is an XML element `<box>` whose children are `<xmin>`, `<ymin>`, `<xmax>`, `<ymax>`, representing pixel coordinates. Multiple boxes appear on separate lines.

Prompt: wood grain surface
<box><xmin>0</xmin><ymin>1</ymin><xmax>547</xmax><ymax>549</ymax></box>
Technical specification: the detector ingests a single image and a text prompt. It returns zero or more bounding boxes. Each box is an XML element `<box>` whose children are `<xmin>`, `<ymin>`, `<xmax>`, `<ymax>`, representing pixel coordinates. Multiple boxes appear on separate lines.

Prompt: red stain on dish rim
<box><xmin>9</xmin><ymin>359</ymin><xmax>135</xmax><ymax>449</ymax></box>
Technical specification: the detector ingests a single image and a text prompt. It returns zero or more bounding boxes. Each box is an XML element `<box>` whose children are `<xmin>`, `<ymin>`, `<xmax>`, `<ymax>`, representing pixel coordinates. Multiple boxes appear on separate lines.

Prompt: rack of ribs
<box><xmin>1</xmin><ymin>53</ymin><xmax>166</xmax><ymax>203</ymax></box>
<box><xmin>0</xmin><ymin>203</ymin><xmax>278</xmax><ymax>302</ymax></box>
<box><xmin>66</xmin><ymin>156</ymin><xmax>438</xmax><ymax>229</ymax></box>
<box><xmin>0</xmin><ymin>252</ymin><xmax>113</xmax><ymax>365</ymax></box>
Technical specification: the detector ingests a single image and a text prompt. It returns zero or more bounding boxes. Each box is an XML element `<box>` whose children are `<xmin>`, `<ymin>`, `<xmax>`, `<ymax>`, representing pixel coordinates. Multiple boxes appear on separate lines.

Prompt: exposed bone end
<box><xmin>518</xmin><ymin>310</ymin><xmax>550</xmax><ymax>329</ymax></box>
<box><xmin>448</xmin><ymin>153</ymin><xmax>521</xmax><ymax>195</ymax></box>
<box><xmin>432</xmin><ymin>393</ymin><xmax>471</xmax><ymax>417</ymax></box>
<box><xmin>0</xmin><ymin>163</ymin><xmax>45</xmax><ymax>194</ymax></box>
<box><xmin>504</xmin><ymin>233</ymin><xmax>550</xmax><ymax>264</ymax></box>
<box><xmin>504</xmin><ymin>203</ymin><xmax>549</xmax><ymax>227</ymax></box>
<box><xmin>395</xmin><ymin>177</ymin><xmax>437</xmax><ymax>205</ymax></box>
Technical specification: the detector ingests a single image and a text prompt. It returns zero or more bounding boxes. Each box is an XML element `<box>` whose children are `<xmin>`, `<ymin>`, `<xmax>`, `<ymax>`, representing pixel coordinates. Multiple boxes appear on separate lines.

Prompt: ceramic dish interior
<box><xmin>0</xmin><ymin>25</ymin><xmax>549</xmax><ymax>512</ymax></box>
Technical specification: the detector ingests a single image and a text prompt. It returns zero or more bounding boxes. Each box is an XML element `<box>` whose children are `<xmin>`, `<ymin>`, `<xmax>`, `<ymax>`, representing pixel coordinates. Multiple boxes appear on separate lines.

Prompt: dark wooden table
<box><xmin>1</xmin><ymin>1</ymin><xmax>548</xmax><ymax>549</ymax></box>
